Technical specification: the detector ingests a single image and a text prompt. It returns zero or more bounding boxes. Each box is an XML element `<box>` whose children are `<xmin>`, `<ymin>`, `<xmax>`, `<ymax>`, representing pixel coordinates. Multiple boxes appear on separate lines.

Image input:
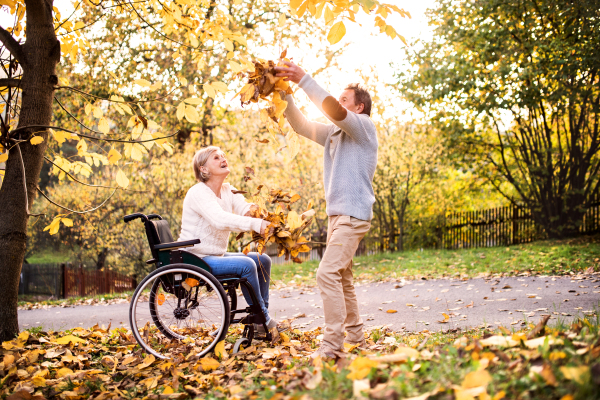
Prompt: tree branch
<box><xmin>37</xmin><ymin>186</ymin><xmax>118</xmax><ymax>214</ymax></box>
<box><xmin>0</xmin><ymin>26</ymin><xmax>24</xmax><ymax>64</ymax></box>
<box><xmin>0</xmin><ymin>78</ymin><xmax>21</xmax><ymax>88</ymax></box>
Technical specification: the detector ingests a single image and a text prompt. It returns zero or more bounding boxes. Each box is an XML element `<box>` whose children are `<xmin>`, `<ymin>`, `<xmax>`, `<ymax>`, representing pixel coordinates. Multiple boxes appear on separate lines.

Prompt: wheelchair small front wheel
<box><xmin>129</xmin><ymin>264</ymin><xmax>230</xmax><ymax>359</ymax></box>
<box><xmin>232</xmin><ymin>337</ymin><xmax>251</xmax><ymax>354</ymax></box>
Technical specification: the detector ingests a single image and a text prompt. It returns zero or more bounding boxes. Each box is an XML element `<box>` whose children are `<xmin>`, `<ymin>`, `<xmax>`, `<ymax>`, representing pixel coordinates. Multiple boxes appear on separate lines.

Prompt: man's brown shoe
<box><xmin>309</xmin><ymin>344</ymin><xmax>343</xmax><ymax>360</ymax></box>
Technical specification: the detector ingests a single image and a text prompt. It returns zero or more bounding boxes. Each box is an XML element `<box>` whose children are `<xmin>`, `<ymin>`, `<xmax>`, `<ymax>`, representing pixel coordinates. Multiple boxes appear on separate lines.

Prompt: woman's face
<box><xmin>204</xmin><ymin>150</ymin><xmax>230</xmax><ymax>180</ymax></box>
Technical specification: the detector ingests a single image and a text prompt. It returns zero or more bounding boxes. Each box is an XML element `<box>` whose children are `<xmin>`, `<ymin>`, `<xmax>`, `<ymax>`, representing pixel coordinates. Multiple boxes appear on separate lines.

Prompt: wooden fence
<box><xmin>443</xmin><ymin>202</ymin><xmax>600</xmax><ymax>250</ymax></box>
<box><xmin>19</xmin><ymin>263</ymin><xmax>136</xmax><ymax>298</ymax></box>
<box><xmin>63</xmin><ymin>265</ymin><xmax>136</xmax><ymax>298</ymax></box>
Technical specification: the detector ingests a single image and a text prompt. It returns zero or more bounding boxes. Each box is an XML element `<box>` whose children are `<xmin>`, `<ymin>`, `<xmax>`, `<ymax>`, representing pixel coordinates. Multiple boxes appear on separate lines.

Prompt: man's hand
<box><xmin>275</xmin><ymin>60</ymin><xmax>306</xmax><ymax>84</ymax></box>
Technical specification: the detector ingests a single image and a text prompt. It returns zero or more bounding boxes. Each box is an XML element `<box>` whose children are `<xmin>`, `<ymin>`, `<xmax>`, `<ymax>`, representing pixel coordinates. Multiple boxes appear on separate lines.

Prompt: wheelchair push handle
<box><xmin>124</xmin><ymin>213</ymin><xmax>164</xmax><ymax>224</ymax></box>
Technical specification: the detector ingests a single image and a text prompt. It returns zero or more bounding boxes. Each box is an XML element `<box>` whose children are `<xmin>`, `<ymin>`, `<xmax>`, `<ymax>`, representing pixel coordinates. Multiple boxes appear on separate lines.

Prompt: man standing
<box><xmin>275</xmin><ymin>61</ymin><xmax>378</xmax><ymax>359</ymax></box>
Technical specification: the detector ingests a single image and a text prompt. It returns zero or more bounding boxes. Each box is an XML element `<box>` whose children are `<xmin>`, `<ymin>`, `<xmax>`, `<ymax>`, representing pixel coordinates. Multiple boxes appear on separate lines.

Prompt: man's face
<box><xmin>338</xmin><ymin>89</ymin><xmax>364</xmax><ymax>114</ymax></box>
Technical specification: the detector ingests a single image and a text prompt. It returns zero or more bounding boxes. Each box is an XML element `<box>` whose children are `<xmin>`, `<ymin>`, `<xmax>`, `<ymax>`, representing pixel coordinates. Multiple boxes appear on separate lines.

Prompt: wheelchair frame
<box><xmin>124</xmin><ymin>212</ymin><xmax>272</xmax><ymax>353</ymax></box>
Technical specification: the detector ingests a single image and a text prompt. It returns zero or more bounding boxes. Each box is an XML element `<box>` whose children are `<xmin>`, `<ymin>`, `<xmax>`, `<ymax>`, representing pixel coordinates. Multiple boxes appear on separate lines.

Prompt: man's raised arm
<box><xmin>283</xmin><ymin>95</ymin><xmax>330</xmax><ymax>147</ymax></box>
<box><xmin>276</xmin><ymin>61</ymin><xmax>374</xmax><ymax>144</ymax></box>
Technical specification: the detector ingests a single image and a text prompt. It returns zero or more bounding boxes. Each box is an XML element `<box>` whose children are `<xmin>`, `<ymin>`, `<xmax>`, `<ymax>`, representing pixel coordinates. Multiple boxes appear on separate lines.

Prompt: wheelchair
<box><xmin>124</xmin><ymin>212</ymin><xmax>272</xmax><ymax>360</ymax></box>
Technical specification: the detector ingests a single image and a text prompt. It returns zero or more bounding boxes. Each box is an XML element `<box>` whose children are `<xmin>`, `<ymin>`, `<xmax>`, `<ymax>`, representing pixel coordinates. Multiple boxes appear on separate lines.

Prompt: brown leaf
<box><xmin>527</xmin><ymin>314</ymin><xmax>551</xmax><ymax>339</ymax></box>
<box><xmin>255</xmin><ymin>138</ymin><xmax>270</xmax><ymax>144</ymax></box>
<box><xmin>232</xmin><ymin>190</ymin><xmax>247</xmax><ymax>194</ymax></box>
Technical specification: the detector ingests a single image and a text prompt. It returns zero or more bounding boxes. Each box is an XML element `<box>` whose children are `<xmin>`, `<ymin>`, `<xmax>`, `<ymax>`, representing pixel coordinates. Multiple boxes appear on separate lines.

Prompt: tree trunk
<box><xmin>96</xmin><ymin>248</ymin><xmax>109</xmax><ymax>270</ymax></box>
<box><xmin>0</xmin><ymin>1</ymin><xmax>60</xmax><ymax>341</ymax></box>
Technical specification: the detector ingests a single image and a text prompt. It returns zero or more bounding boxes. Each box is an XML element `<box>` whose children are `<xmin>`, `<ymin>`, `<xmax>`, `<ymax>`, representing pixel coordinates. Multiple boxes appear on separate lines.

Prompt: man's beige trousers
<box><xmin>317</xmin><ymin>215</ymin><xmax>371</xmax><ymax>350</ymax></box>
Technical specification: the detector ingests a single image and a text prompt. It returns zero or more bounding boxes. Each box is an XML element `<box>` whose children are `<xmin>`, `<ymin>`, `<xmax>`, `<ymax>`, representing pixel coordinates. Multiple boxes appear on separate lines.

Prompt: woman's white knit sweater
<box><xmin>178</xmin><ymin>182</ymin><xmax>264</xmax><ymax>258</ymax></box>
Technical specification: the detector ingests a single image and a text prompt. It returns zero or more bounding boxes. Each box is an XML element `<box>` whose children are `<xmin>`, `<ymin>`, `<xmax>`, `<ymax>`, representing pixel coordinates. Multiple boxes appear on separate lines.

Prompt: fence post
<box><xmin>512</xmin><ymin>205</ymin><xmax>519</xmax><ymax>244</ymax></box>
<box><xmin>79</xmin><ymin>265</ymin><xmax>84</xmax><ymax>297</ymax></box>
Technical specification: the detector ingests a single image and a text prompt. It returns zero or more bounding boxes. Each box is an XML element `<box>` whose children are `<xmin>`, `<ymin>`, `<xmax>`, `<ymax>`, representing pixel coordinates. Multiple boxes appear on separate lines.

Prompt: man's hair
<box><xmin>192</xmin><ymin>146</ymin><xmax>220</xmax><ymax>182</ymax></box>
<box><xmin>345</xmin><ymin>83</ymin><xmax>372</xmax><ymax>116</ymax></box>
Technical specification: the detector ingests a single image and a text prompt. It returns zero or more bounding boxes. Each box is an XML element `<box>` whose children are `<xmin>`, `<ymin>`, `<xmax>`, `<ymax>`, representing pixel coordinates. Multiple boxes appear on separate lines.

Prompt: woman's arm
<box><xmin>188</xmin><ymin>185</ymin><xmax>263</xmax><ymax>233</ymax></box>
<box><xmin>229</xmin><ymin>185</ymin><xmax>254</xmax><ymax>216</ymax></box>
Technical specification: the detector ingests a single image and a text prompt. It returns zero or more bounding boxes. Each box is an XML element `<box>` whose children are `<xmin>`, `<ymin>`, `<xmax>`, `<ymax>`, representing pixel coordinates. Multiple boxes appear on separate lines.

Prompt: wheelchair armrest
<box><xmin>154</xmin><ymin>239</ymin><xmax>200</xmax><ymax>251</ymax></box>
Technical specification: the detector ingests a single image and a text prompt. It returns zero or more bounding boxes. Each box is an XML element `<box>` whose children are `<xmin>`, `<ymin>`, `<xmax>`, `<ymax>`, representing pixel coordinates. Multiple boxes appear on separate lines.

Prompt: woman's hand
<box><xmin>260</xmin><ymin>220</ymin><xmax>269</xmax><ymax>235</ymax></box>
<box><xmin>244</xmin><ymin>204</ymin><xmax>259</xmax><ymax>217</ymax></box>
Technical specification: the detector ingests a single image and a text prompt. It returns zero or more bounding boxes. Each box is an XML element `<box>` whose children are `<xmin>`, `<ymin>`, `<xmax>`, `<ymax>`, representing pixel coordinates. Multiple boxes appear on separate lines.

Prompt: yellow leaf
<box><xmin>138</xmin><ymin>354</ymin><xmax>155</xmax><ymax>369</ymax></box>
<box><xmin>394</xmin><ymin>346</ymin><xmax>420</xmax><ymax>360</ymax></box>
<box><xmin>43</xmin><ymin>217</ymin><xmax>62</xmax><ymax>235</ymax></box>
<box><xmin>224</xmin><ymin>38</ymin><xmax>234</xmax><ymax>52</ymax></box>
<box><xmin>98</xmin><ymin>117</ymin><xmax>110</xmax><ymax>134</ymax></box>
<box><xmin>93</xmin><ymin>106</ymin><xmax>103</xmax><ymax>119</ymax></box>
<box><xmin>493</xmin><ymin>391</ymin><xmax>506</xmax><ymax>400</ymax></box>
<box><xmin>134</xmin><ymin>79</ymin><xmax>151</xmax><ymax>87</ymax></box>
<box><xmin>240</xmin><ymin>83</ymin><xmax>256</xmax><ymax>103</ymax></box>
<box><xmin>289</xmin><ymin>0</ymin><xmax>303</xmax><ymax>11</ymax></box>
<box><xmin>184</xmin><ymin>97</ymin><xmax>203</xmax><ymax>105</ymax></box>
<box><xmin>560</xmin><ymin>395</ymin><xmax>574</xmax><ymax>400</ymax></box>
<box><xmin>32</xmin><ymin>375</ymin><xmax>46</xmax><ymax>387</ymax></box>
<box><xmin>324</xmin><ymin>6</ymin><xmax>334</xmax><ymax>24</ymax></box>
<box><xmin>559</xmin><ymin>366</ymin><xmax>589</xmax><ymax>384</ymax></box>
<box><xmin>229</xmin><ymin>60</ymin><xmax>243</xmax><ymax>73</ymax></box>
<box><xmin>386</xmin><ymin>309</ymin><xmax>397</xmax><ymax>313</ymax></box>
<box><xmin>439</xmin><ymin>312</ymin><xmax>450</xmax><ymax>323</ymax></box>
<box><xmin>204</xmin><ymin>83</ymin><xmax>216</xmax><ymax>99</ymax></box>
<box><xmin>346</xmin><ymin>357</ymin><xmax>379</xmax><ymax>380</ymax></box>
<box><xmin>17</xmin><ymin>330</ymin><xmax>28</xmax><ymax>343</ymax></box>
<box><xmin>163</xmin><ymin>386</ymin><xmax>174</xmax><ymax>394</ymax></box>
<box><xmin>56</xmin><ymin>367</ymin><xmax>74</xmax><ymax>378</ymax></box>
<box><xmin>61</xmin><ymin>218</ymin><xmax>73</xmax><ymax>227</ymax></box>
<box><xmin>184</xmin><ymin>105</ymin><xmax>200</xmax><ymax>123</ymax></box>
<box><xmin>176</xmin><ymin>102</ymin><xmax>186</xmax><ymax>120</ymax></box>
<box><xmin>131</xmin><ymin>144</ymin><xmax>145</xmax><ymax>161</ymax></box>
<box><xmin>0</xmin><ymin>152</ymin><xmax>7</xmax><ymax>163</ymax></box>
<box><xmin>327</xmin><ymin>21</ymin><xmax>346</xmax><ymax>44</ymax></box>
<box><xmin>214</xmin><ymin>340</ymin><xmax>228</xmax><ymax>359</ymax></box>
<box><xmin>211</xmin><ymin>81</ymin><xmax>229</xmax><ymax>93</ymax></box>
<box><xmin>107</xmin><ymin>148</ymin><xmax>121</xmax><ymax>164</ymax></box>
<box><xmin>116</xmin><ymin>169</ymin><xmax>129</xmax><ymax>188</ymax></box>
<box><xmin>54</xmin><ymin>334</ymin><xmax>86</xmax><ymax>345</ymax></box>
<box><xmin>180</xmin><ymin>77</ymin><xmax>188</xmax><ymax>86</ymax></box>
<box><xmin>199</xmin><ymin>357</ymin><xmax>220</xmax><ymax>371</ymax></box>
<box><xmin>157</xmin><ymin>293</ymin><xmax>165</xmax><ymax>306</ymax></box>
<box><xmin>30</xmin><ymin>136</ymin><xmax>44</xmax><ymax>145</ymax></box>
<box><xmin>149</xmin><ymin>81</ymin><xmax>162</xmax><ymax>91</ymax></box>
<box><xmin>278</xmin><ymin>13</ymin><xmax>286</xmax><ymax>26</ymax></box>
<box><xmin>85</xmin><ymin>103</ymin><xmax>92</xmax><ymax>115</ymax></box>
<box><xmin>286</xmin><ymin>211</ymin><xmax>302</xmax><ymax>230</ymax></box>
<box><xmin>280</xmin><ymin>332</ymin><xmax>290</xmax><ymax>342</ymax></box>
<box><xmin>461</xmin><ymin>369</ymin><xmax>492</xmax><ymax>389</ymax></box>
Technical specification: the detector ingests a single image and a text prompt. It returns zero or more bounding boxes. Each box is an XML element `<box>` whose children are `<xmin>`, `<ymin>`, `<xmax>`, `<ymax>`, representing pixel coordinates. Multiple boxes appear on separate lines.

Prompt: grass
<box><xmin>25</xmin><ymin>247</ymin><xmax>72</xmax><ymax>264</ymax></box>
<box><xmin>271</xmin><ymin>235</ymin><xmax>600</xmax><ymax>286</ymax></box>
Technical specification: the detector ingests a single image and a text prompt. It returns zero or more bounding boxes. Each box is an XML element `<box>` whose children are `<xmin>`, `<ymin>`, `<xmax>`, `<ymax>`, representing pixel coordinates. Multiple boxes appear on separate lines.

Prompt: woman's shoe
<box><xmin>254</xmin><ymin>318</ymin><xmax>287</xmax><ymax>334</ymax></box>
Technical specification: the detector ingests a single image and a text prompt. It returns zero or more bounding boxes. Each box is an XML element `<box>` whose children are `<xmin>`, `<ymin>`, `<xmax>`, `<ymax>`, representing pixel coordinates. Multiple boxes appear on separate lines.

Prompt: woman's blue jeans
<box><xmin>202</xmin><ymin>252</ymin><xmax>272</xmax><ymax>322</ymax></box>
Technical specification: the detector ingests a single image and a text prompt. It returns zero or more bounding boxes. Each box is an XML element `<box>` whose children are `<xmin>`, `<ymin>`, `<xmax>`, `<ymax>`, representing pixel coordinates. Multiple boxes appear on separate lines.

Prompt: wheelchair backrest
<box><xmin>144</xmin><ymin>219</ymin><xmax>175</xmax><ymax>260</ymax></box>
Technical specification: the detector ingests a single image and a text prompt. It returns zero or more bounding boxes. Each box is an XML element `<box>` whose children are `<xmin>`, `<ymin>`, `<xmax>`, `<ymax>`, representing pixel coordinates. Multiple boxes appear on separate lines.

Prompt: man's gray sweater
<box><xmin>284</xmin><ymin>74</ymin><xmax>378</xmax><ymax>221</ymax></box>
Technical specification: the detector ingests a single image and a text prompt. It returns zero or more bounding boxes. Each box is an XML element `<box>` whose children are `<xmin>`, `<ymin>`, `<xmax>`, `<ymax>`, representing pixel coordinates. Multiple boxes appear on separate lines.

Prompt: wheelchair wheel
<box><xmin>129</xmin><ymin>264</ymin><xmax>230</xmax><ymax>359</ymax></box>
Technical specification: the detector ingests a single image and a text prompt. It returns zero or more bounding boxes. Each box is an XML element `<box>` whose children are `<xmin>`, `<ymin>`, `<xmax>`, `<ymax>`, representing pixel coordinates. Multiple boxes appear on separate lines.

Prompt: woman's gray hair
<box><xmin>192</xmin><ymin>146</ymin><xmax>220</xmax><ymax>182</ymax></box>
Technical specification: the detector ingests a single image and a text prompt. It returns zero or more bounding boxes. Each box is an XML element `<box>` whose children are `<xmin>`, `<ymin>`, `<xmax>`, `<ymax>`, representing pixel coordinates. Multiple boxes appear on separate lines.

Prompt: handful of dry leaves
<box><xmin>236</xmin><ymin>50</ymin><xmax>293</xmax><ymax>133</ymax></box>
<box><xmin>238</xmin><ymin>189</ymin><xmax>314</xmax><ymax>263</ymax></box>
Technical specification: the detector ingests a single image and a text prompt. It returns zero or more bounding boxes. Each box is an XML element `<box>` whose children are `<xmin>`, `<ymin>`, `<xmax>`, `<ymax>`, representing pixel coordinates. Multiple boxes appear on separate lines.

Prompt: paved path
<box><xmin>19</xmin><ymin>275</ymin><xmax>600</xmax><ymax>333</ymax></box>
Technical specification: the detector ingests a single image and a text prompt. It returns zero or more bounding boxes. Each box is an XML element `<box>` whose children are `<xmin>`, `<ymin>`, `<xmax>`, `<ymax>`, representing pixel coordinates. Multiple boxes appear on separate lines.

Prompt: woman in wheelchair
<box><xmin>177</xmin><ymin>146</ymin><xmax>281</xmax><ymax>332</ymax></box>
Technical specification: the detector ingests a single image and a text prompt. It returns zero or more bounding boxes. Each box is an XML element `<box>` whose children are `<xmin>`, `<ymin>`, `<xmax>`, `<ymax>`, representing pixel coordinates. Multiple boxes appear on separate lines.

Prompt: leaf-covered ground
<box><xmin>2</xmin><ymin>315</ymin><xmax>599</xmax><ymax>400</ymax></box>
